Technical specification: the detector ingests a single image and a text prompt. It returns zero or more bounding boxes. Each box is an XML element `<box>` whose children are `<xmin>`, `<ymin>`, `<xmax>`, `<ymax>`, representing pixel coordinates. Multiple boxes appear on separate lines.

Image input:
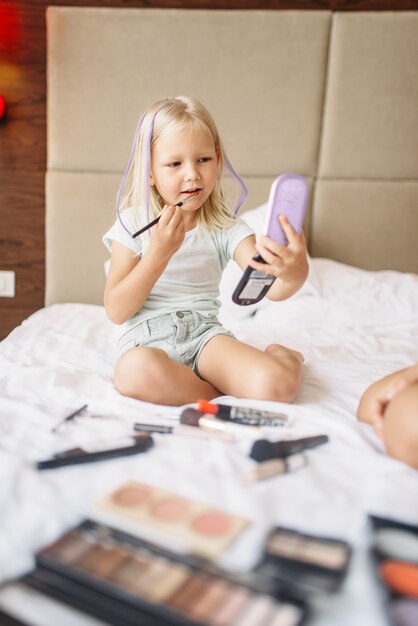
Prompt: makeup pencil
<box><xmin>134</xmin><ymin>422</ymin><xmax>232</xmax><ymax>441</ymax></box>
<box><xmin>132</xmin><ymin>193</ymin><xmax>198</xmax><ymax>239</ymax></box>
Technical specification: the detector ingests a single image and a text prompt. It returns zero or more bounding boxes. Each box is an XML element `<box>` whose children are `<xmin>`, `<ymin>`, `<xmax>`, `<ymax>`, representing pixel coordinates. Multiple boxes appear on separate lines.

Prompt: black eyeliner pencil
<box><xmin>51</xmin><ymin>404</ymin><xmax>88</xmax><ymax>433</ymax></box>
<box><xmin>132</xmin><ymin>193</ymin><xmax>198</xmax><ymax>239</ymax></box>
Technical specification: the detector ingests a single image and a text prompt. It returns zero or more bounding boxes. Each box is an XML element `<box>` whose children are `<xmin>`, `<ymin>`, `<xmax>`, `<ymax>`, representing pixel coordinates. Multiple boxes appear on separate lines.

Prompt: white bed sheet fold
<box><xmin>0</xmin><ymin>253</ymin><xmax>417</xmax><ymax>625</ymax></box>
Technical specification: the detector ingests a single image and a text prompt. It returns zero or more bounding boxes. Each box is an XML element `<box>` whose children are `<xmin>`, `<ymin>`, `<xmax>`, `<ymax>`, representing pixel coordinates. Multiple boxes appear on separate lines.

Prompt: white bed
<box><xmin>0</xmin><ymin>203</ymin><xmax>417</xmax><ymax>625</ymax></box>
<box><xmin>1</xmin><ymin>6</ymin><xmax>418</xmax><ymax>625</ymax></box>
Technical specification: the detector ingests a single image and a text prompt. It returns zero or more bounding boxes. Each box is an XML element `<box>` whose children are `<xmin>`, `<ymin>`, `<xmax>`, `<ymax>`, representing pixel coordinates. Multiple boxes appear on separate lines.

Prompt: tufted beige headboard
<box><xmin>46</xmin><ymin>8</ymin><xmax>418</xmax><ymax>306</ymax></box>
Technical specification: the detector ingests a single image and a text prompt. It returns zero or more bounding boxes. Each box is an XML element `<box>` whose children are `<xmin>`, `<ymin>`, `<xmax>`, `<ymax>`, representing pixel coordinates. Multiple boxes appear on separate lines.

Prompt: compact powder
<box><xmin>79</xmin><ymin>544</ymin><xmax>127</xmax><ymax>578</ymax></box>
<box><xmin>267</xmin><ymin>535</ymin><xmax>302</xmax><ymax>558</ymax></box>
<box><xmin>151</xmin><ymin>497</ymin><xmax>190</xmax><ymax>521</ymax></box>
<box><xmin>267</xmin><ymin>531</ymin><xmax>347</xmax><ymax>570</ymax></box>
<box><xmin>109</xmin><ymin>554</ymin><xmax>151</xmax><ymax>587</ymax></box>
<box><xmin>76</xmin><ymin>544</ymin><xmax>114</xmax><ymax>574</ymax></box>
<box><xmin>374</xmin><ymin>528</ymin><xmax>418</xmax><ymax>563</ymax></box>
<box><xmin>148</xmin><ymin>563</ymin><xmax>190</xmax><ymax>603</ymax></box>
<box><xmin>44</xmin><ymin>531</ymin><xmax>96</xmax><ymax>564</ymax></box>
<box><xmin>267</xmin><ymin>535</ymin><xmax>302</xmax><ymax>559</ymax></box>
<box><xmin>390</xmin><ymin>599</ymin><xmax>418</xmax><ymax>626</ymax></box>
<box><xmin>234</xmin><ymin>594</ymin><xmax>275</xmax><ymax>626</ymax></box>
<box><xmin>380</xmin><ymin>561</ymin><xmax>418</xmax><ymax>598</ymax></box>
<box><xmin>111</xmin><ymin>483</ymin><xmax>151</xmax><ymax>507</ymax></box>
<box><xmin>191</xmin><ymin>511</ymin><xmax>232</xmax><ymax>536</ymax></box>
<box><xmin>268</xmin><ymin>603</ymin><xmax>303</xmax><ymax>626</ymax></box>
<box><xmin>131</xmin><ymin>557</ymin><xmax>169</xmax><ymax>597</ymax></box>
<box><xmin>302</xmin><ymin>541</ymin><xmax>347</xmax><ymax>569</ymax></box>
<box><xmin>167</xmin><ymin>573</ymin><xmax>211</xmax><ymax>611</ymax></box>
<box><xmin>210</xmin><ymin>586</ymin><xmax>252</xmax><ymax>626</ymax></box>
<box><xmin>187</xmin><ymin>579</ymin><xmax>232</xmax><ymax>622</ymax></box>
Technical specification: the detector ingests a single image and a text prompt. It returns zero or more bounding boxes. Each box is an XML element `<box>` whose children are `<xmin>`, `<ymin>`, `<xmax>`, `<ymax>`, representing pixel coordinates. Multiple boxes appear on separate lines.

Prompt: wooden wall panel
<box><xmin>0</xmin><ymin>0</ymin><xmax>417</xmax><ymax>339</ymax></box>
<box><xmin>0</xmin><ymin>1</ymin><xmax>46</xmax><ymax>339</ymax></box>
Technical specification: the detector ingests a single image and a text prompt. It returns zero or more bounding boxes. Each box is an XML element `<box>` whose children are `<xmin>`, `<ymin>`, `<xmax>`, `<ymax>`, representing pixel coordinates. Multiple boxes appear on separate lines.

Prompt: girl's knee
<box><xmin>248</xmin><ymin>361</ymin><xmax>301</xmax><ymax>403</ymax></box>
<box><xmin>114</xmin><ymin>347</ymin><xmax>168</xmax><ymax>399</ymax></box>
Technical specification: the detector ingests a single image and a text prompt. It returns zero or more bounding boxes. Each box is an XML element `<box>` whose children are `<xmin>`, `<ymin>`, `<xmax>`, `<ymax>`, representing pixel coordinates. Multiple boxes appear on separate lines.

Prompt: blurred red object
<box><xmin>0</xmin><ymin>95</ymin><xmax>6</xmax><ymax>119</ymax></box>
<box><xmin>0</xmin><ymin>2</ymin><xmax>19</xmax><ymax>54</ymax></box>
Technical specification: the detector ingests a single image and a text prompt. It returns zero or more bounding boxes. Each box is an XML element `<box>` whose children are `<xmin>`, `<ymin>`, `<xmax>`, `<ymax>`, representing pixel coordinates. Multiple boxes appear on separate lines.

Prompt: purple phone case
<box><xmin>264</xmin><ymin>173</ymin><xmax>307</xmax><ymax>245</ymax></box>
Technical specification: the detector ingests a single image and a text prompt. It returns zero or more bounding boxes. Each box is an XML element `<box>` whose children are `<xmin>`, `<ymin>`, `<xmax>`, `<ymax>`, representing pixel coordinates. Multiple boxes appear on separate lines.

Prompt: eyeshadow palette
<box><xmin>369</xmin><ymin>515</ymin><xmax>418</xmax><ymax>626</ymax></box>
<box><xmin>24</xmin><ymin>519</ymin><xmax>309</xmax><ymax>626</ymax></box>
<box><xmin>93</xmin><ymin>480</ymin><xmax>250</xmax><ymax>560</ymax></box>
<box><xmin>255</xmin><ymin>526</ymin><xmax>352</xmax><ymax>593</ymax></box>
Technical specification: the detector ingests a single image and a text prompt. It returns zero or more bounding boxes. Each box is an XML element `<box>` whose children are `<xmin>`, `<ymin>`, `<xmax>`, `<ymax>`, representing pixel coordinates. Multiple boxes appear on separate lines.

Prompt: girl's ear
<box><xmin>149</xmin><ymin>170</ymin><xmax>155</xmax><ymax>186</ymax></box>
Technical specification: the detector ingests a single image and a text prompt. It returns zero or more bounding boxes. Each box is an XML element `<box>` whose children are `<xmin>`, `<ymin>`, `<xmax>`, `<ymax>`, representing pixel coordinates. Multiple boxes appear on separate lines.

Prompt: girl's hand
<box><xmin>149</xmin><ymin>204</ymin><xmax>186</xmax><ymax>259</ymax></box>
<box><xmin>364</xmin><ymin>366</ymin><xmax>418</xmax><ymax>423</ymax></box>
<box><xmin>249</xmin><ymin>215</ymin><xmax>308</xmax><ymax>299</ymax></box>
<box><xmin>357</xmin><ymin>363</ymin><xmax>418</xmax><ymax>427</ymax></box>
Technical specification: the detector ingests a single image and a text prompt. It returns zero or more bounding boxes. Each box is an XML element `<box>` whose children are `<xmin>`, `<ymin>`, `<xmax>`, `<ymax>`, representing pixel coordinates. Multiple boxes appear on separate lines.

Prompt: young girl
<box><xmin>103</xmin><ymin>96</ymin><xmax>308</xmax><ymax>406</ymax></box>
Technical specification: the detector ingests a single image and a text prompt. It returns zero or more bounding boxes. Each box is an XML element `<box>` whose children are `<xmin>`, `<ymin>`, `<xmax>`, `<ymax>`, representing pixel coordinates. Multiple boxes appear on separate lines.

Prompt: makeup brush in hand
<box><xmin>132</xmin><ymin>193</ymin><xmax>198</xmax><ymax>238</ymax></box>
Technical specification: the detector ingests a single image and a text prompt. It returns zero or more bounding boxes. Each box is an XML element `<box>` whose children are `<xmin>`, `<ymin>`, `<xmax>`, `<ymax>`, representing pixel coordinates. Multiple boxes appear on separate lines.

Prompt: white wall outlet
<box><xmin>0</xmin><ymin>271</ymin><xmax>15</xmax><ymax>297</ymax></box>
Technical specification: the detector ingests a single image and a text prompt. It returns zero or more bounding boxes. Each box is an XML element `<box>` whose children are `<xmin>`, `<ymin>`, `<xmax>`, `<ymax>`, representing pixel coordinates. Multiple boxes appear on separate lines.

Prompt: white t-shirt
<box><xmin>103</xmin><ymin>210</ymin><xmax>253</xmax><ymax>332</ymax></box>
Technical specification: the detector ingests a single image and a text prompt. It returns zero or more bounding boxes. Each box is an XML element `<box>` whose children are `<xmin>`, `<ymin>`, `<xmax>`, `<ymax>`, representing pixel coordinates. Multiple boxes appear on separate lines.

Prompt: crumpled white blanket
<box><xmin>0</xmin><ymin>217</ymin><xmax>418</xmax><ymax>625</ymax></box>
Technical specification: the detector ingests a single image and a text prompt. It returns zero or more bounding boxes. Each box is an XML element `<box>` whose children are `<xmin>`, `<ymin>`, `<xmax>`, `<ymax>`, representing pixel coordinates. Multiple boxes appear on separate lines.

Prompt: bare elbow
<box><xmin>107</xmin><ymin>312</ymin><xmax>126</xmax><ymax>325</ymax></box>
<box><xmin>104</xmin><ymin>300</ymin><xmax>127</xmax><ymax>325</ymax></box>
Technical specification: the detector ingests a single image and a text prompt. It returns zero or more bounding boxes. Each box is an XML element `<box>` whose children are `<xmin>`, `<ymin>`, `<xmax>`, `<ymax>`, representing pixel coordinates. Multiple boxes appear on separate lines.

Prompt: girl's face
<box><xmin>149</xmin><ymin>125</ymin><xmax>219</xmax><ymax>214</ymax></box>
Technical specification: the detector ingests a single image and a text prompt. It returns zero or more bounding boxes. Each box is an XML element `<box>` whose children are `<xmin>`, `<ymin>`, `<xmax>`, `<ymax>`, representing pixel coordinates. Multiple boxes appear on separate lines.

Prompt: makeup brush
<box><xmin>250</xmin><ymin>435</ymin><xmax>329</xmax><ymax>462</ymax></box>
<box><xmin>132</xmin><ymin>192</ymin><xmax>199</xmax><ymax>238</ymax></box>
<box><xmin>179</xmin><ymin>409</ymin><xmax>235</xmax><ymax>442</ymax></box>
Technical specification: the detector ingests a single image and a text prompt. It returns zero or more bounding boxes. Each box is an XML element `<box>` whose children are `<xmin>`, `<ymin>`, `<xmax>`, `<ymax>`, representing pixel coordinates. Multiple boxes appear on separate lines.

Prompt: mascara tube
<box><xmin>197</xmin><ymin>400</ymin><xmax>288</xmax><ymax>427</ymax></box>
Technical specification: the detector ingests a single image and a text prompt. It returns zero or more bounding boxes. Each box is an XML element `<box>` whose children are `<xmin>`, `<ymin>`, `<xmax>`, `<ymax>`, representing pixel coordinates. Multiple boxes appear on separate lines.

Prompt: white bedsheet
<box><xmin>1</xmin><ymin>226</ymin><xmax>418</xmax><ymax>624</ymax></box>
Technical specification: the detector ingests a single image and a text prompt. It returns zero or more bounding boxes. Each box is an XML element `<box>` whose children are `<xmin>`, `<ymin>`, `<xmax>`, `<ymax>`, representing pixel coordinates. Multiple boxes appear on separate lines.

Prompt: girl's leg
<box><xmin>114</xmin><ymin>346</ymin><xmax>220</xmax><ymax>405</ymax></box>
<box><xmin>198</xmin><ymin>335</ymin><xmax>304</xmax><ymax>403</ymax></box>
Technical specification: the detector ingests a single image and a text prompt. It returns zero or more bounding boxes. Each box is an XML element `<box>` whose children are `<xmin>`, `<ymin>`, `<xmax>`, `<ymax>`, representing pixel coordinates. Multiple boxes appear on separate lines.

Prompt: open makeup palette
<box><xmin>369</xmin><ymin>515</ymin><xmax>418</xmax><ymax>626</ymax></box>
<box><xmin>24</xmin><ymin>519</ymin><xmax>309</xmax><ymax>626</ymax></box>
<box><xmin>19</xmin><ymin>479</ymin><xmax>359</xmax><ymax>626</ymax></box>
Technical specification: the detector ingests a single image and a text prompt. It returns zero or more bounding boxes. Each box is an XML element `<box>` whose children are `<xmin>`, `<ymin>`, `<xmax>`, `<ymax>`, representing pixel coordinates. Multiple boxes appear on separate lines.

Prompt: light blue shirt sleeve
<box><xmin>211</xmin><ymin>217</ymin><xmax>254</xmax><ymax>270</ymax></box>
<box><xmin>102</xmin><ymin>209</ymin><xmax>142</xmax><ymax>255</ymax></box>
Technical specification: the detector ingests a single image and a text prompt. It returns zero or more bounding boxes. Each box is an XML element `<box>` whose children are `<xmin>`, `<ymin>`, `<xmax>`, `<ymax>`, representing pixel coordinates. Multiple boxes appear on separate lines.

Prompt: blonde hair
<box><xmin>118</xmin><ymin>96</ymin><xmax>240</xmax><ymax>243</ymax></box>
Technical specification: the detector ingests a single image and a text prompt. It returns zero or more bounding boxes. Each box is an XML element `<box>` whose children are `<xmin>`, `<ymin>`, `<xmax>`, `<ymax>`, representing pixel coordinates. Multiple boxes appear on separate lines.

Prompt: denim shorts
<box><xmin>117</xmin><ymin>310</ymin><xmax>235</xmax><ymax>378</ymax></box>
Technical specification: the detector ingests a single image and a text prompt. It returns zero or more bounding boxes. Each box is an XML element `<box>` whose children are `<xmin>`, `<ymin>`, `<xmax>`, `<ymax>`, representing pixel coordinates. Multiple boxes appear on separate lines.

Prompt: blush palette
<box><xmin>93</xmin><ymin>480</ymin><xmax>250</xmax><ymax>560</ymax></box>
<box><xmin>24</xmin><ymin>519</ymin><xmax>308</xmax><ymax>626</ymax></box>
<box><xmin>369</xmin><ymin>515</ymin><xmax>418</xmax><ymax>626</ymax></box>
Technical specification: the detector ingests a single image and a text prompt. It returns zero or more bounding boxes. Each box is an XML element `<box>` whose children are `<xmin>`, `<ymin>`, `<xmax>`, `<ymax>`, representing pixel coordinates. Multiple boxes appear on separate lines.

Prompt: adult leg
<box><xmin>198</xmin><ymin>335</ymin><xmax>304</xmax><ymax>402</ymax></box>
<box><xmin>114</xmin><ymin>346</ymin><xmax>220</xmax><ymax>406</ymax></box>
